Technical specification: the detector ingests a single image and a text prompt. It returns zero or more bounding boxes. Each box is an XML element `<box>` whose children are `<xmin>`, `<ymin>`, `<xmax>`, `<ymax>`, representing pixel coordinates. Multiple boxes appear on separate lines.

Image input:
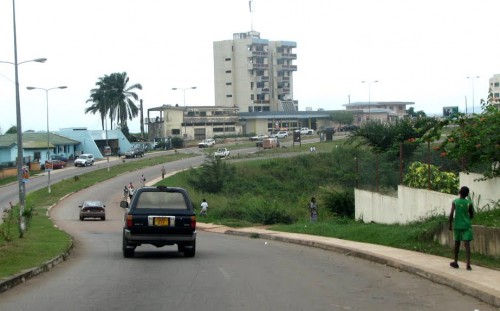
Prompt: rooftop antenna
<box><xmin>249</xmin><ymin>0</ymin><xmax>255</xmax><ymax>31</ymax></box>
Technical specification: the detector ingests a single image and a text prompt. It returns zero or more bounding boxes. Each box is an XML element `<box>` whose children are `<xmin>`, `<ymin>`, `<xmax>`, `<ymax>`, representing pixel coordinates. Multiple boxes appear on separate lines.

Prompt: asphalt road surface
<box><xmin>0</xmin><ymin>148</ymin><xmax>496</xmax><ymax>310</ymax></box>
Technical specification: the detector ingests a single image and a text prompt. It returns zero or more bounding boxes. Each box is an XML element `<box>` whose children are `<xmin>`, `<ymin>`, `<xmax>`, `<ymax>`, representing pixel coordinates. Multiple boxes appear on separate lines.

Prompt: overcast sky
<box><xmin>1</xmin><ymin>0</ymin><xmax>498</xmax><ymax>133</ymax></box>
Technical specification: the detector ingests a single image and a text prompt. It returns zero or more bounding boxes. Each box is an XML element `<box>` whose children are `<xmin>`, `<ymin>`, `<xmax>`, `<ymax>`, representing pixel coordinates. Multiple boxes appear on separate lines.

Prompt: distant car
<box><xmin>79</xmin><ymin>200</ymin><xmax>106</xmax><ymax>221</ymax></box>
<box><xmin>272</xmin><ymin>131</ymin><xmax>288</xmax><ymax>139</ymax></box>
<box><xmin>198</xmin><ymin>139</ymin><xmax>216</xmax><ymax>148</ymax></box>
<box><xmin>74</xmin><ymin>154</ymin><xmax>94</xmax><ymax>167</ymax></box>
<box><xmin>125</xmin><ymin>148</ymin><xmax>145</xmax><ymax>158</ymax></box>
<box><xmin>49</xmin><ymin>159</ymin><xmax>66</xmax><ymax>169</ymax></box>
<box><xmin>214</xmin><ymin>147</ymin><xmax>230</xmax><ymax>158</ymax></box>
<box><xmin>51</xmin><ymin>154</ymin><xmax>68</xmax><ymax>162</ymax></box>
<box><xmin>262</xmin><ymin>137</ymin><xmax>280</xmax><ymax>149</ymax></box>
<box><xmin>250</xmin><ymin>134</ymin><xmax>269</xmax><ymax>141</ymax></box>
<box><xmin>121</xmin><ymin>185</ymin><xmax>197</xmax><ymax>258</ymax></box>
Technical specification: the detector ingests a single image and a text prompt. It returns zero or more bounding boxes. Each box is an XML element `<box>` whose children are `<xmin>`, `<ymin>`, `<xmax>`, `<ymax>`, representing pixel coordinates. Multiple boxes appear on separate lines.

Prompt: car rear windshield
<box><xmin>135</xmin><ymin>192</ymin><xmax>188</xmax><ymax>210</ymax></box>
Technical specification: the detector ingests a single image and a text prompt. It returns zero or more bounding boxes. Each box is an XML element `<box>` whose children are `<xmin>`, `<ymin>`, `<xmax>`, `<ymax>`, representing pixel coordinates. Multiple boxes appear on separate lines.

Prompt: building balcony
<box><xmin>248</xmin><ymin>63</ymin><xmax>269</xmax><ymax>70</ymax></box>
<box><xmin>277</xmin><ymin>76</ymin><xmax>290</xmax><ymax>82</ymax></box>
<box><xmin>248</xmin><ymin>50</ymin><xmax>268</xmax><ymax>58</ymax></box>
<box><xmin>257</xmin><ymin>76</ymin><xmax>269</xmax><ymax>82</ymax></box>
<box><xmin>277</xmin><ymin>53</ymin><xmax>297</xmax><ymax>60</ymax></box>
<box><xmin>278</xmin><ymin>88</ymin><xmax>290</xmax><ymax>94</ymax></box>
<box><xmin>253</xmin><ymin>100</ymin><xmax>271</xmax><ymax>104</ymax></box>
<box><xmin>184</xmin><ymin>116</ymin><xmax>239</xmax><ymax>124</ymax></box>
<box><xmin>145</xmin><ymin>117</ymin><xmax>164</xmax><ymax>124</ymax></box>
<box><xmin>278</xmin><ymin>64</ymin><xmax>297</xmax><ymax>71</ymax></box>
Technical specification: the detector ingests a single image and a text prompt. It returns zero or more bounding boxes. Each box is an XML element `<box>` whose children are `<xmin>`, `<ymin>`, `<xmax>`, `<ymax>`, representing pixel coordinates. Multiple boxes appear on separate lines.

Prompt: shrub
<box><xmin>403</xmin><ymin>161</ymin><xmax>458</xmax><ymax>194</ymax></box>
<box><xmin>320</xmin><ymin>186</ymin><xmax>355</xmax><ymax>218</ymax></box>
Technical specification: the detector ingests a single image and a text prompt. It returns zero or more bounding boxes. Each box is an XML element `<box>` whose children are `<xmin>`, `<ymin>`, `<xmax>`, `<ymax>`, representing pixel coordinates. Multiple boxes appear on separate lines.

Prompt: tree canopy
<box><xmin>438</xmin><ymin>101</ymin><xmax>500</xmax><ymax>179</ymax></box>
<box><xmin>85</xmin><ymin>72</ymin><xmax>142</xmax><ymax>130</ymax></box>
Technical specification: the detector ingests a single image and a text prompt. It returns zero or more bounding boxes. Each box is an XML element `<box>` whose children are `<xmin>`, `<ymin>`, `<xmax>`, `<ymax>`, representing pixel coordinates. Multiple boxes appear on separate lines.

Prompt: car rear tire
<box><xmin>101</xmin><ymin>216</ymin><xmax>105</xmax><ymax>221</ymax></box>
<box><xmin>123</xmin><ymin>234</ymin><xmax>135</xmax><ymax>258</ymax></box>
<box><xmin>80</xmin><ymin>216</ymin><xmax>84</xmax><ymax>221</ymax></box>
<box><xmin>183</xmin><ymin>240</ymin><xmax>196</xmax><ymax>257</ymax></box>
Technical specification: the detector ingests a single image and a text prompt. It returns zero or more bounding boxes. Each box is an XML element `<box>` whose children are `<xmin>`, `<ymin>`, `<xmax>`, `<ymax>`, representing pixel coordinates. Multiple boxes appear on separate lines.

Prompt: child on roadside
<box><xmin>448</xmin><ymin>186</ymin><xmax>474</xmax><ymax>270</ymax></box>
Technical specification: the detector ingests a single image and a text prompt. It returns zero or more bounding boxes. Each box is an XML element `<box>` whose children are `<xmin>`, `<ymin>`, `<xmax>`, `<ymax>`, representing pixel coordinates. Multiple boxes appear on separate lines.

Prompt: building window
<box><xmin>225</xmin><ymin>58</ymin><xmax>231</xmax><ymax>61</ymax></box>
<box><xmin>225</xmin><ymin>70</ymin><xmax>231</xmax><ymax>73</ymax></box>
<box><xmin>495</xmin><ymin>93</ymin><xmax>500</xmax><ymax>98</ymax></box>
<box><xmin>399</xmin><ymin>106</ymin><xmax>403</xmax><ymax>110</ymax></box>
<box><xmin>250</xmin><ymin>94</ymin><xmax>254</xmax><ymax>100</ymax></box>
<box><xmin>226</xmin><ymin>94</ymin><xmax>232</xmax><ymax>98</ymax></box>
<box><xmin>495</xmin><ymin>82</ymin><xmax>499</xmax><ymax>87</ymax></box>
<box><xmin>226</xmin><ymin>82</ymin><xmax>232</xmax><ymax>85</ymax></box>
<box><xmin>171</xmin><ymin>129</ymin><xmax>180</xmax><ymax>135</ymax></box>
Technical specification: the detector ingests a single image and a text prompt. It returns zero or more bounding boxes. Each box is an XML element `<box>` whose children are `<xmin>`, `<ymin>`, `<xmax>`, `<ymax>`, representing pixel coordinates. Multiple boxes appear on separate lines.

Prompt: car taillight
<box><xmin>126</xmin><ymin>214</ymin><xmax>133</xmax><ymax>228</ymax></box>
<box><xmin>190</xmin><ymin>216</ymin><xmax>196</xmax><ymax>229</ymax></box>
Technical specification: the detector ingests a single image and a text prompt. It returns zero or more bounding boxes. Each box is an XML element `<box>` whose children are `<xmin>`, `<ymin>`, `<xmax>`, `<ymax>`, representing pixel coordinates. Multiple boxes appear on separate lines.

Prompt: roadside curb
<box><xmin>0</xmin><ymin>241</ymin><xmax>73</xmax><ymax>293</ymax></box>
<box><xmin>220</xmin><ymin>229</ymin><xmax>500</xmax><ymax>308</ymax></box>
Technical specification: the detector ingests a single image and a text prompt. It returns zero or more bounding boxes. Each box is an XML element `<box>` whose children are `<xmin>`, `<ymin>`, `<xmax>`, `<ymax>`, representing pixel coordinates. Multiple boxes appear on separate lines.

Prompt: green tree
<box><xmin>438</xmin><ymin>101</ymin><xmax>500</xmax><ymax>179</ymax></box>
<box><xmin>85</xmin><ymin>72</ymin><xmax>142</xmax><ymax>130</ymax></box>
<box><xmin>330</xmin><ymin>110</ymin><xmax>354</xmax><ymax>128</ymax></box>
<box><xmin>5</xmin><ymin>126</ymin><xmax>17</xmax><ymax>134</ymax></box>
<box><xmin>186</xmin><ymin>155</ymin><xmax>236</xmax><ymax>194</ymax></box>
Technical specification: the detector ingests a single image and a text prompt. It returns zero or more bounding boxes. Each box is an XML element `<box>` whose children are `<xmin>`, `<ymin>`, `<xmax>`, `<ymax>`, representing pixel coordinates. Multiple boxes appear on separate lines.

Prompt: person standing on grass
<box><xmin>309</xmin><ymin>197</ymin><xmax>318</xmax><ymax>223</ymax></box>
<box><xmin>449</xmin><ymin>186</ymin><xmax>474</xmax><ymax>270</ymax></box>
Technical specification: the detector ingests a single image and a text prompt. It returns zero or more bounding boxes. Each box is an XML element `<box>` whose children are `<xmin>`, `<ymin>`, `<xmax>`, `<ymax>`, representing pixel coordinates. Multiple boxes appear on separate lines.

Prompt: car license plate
<box><xmin>153</xmin><ymin>217</ymin><xmax>169</xmax><ymax>226</ymax></box>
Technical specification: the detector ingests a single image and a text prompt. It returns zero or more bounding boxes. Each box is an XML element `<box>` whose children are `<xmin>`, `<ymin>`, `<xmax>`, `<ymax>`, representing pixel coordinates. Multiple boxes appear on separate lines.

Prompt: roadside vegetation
<box><xmin>161</xmin><ymin>144</ymin><xmax>499</xmax><ymax>269</ymax></box>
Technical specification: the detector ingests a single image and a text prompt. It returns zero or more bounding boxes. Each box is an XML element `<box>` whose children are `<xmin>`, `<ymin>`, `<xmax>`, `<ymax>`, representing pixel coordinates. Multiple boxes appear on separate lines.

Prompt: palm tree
<box><xmin>85</xmin><ymin>72</ymin><xmax>142</xmax><ymax>130</ymax></box>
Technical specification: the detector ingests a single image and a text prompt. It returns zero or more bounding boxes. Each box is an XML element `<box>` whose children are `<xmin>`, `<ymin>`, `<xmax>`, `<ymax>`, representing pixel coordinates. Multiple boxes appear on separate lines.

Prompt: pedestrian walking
<box><xmin>122</xmin><ymin>185</ymin><xmax>129</xmax><ymax>202</ymax></box>
<box><xmin>200</xmin><ymin>199</ymin><xmax>208</xmax><ymax>217</ymax></box>
<box><xmin>140</xmin><ymin>174</ymin><xmax>146</xmax><ymax>187</ymax></box>
<box><xmin>161</xmin><ymin>166</ymin><xmax>166</xmax><ymax>179</ymax></box>
<box><xmin>128</xmin><ymin>182</ymin><xmax>135</xmax><ymax>201</ymax></box>
<box><xmin>309</xmin><ymin>197</ymin><xmax>318</xmax><ymax>223</ymax></box>
<box><xmin>449</xmin><ymin>186</ymin><xmax>474</xmax><ymax>270</ymax></box>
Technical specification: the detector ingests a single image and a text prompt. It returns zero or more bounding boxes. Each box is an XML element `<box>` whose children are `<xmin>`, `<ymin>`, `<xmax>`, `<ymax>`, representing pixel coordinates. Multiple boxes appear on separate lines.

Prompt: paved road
<box><xmin>0</xmin><ymin>154</ymin><xmax>497</xmax><ymax>310</ymax></box>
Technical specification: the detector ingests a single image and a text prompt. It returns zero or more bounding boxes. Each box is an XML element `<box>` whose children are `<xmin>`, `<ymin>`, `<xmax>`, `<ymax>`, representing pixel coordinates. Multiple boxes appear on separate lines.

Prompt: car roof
<box><xmin>82</xmin><ymin>200</ymin><xmax>104</xmax><ymax>207</ymax></box>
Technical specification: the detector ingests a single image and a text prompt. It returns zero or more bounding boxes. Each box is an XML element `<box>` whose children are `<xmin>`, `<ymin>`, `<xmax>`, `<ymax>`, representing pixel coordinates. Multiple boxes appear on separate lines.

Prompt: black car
<box><xmin>79</xmin><ymin>200</ymin><xmax>106</xmax><ymax>221</ymax></box>
<box><xmin>124</xmin><ymin>148</ymin><xmax>145</xmax><ymax>158</ymax></box>
<box><xmin>121</xmin><ymin>186</ymin><xmax>197</xmax><ymax>258</ymax></box>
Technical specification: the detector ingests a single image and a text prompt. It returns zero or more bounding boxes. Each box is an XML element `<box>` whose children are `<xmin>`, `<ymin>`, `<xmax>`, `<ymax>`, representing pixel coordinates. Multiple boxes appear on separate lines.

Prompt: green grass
<box><xmin>159</xmin><ymin>143</ymin><xmax>500</xmax><ymax>270</ymax></box>
<box><xmin>0</xmin><ymin>152</ymin><xmax>193</xmax><ymax>279</ymax></box>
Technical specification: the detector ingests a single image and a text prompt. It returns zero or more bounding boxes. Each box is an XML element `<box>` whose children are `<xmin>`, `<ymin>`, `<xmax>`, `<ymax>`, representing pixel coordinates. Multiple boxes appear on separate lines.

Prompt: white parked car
<box><xmin>214</xmin><ymin>147</ymin><xmax>230</xmax><ymax>158</ymax></box>
<box><xmin>74</xmin><ymin>154</ymin><xmax>94</xmax><ymax>167</ymax></box>
<box><xmin>198</xmin><ymin>138</ymin><xmax>216</xmax><ymax>148</ymax></box>
<box><xmin>272</xmin><ymin>131</ymin><xmax>288</xmax><ymax>138</ymax></box>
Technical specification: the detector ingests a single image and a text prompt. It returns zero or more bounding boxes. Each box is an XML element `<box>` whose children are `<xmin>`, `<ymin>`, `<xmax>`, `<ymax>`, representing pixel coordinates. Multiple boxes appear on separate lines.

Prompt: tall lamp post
<box><xmin>466</xmin><ymin>76</ymin><xmax>479</xmax><ymax>115</ymax></box>
<box><xmin>1</xmin><ymin>0</ymin><xmax>47</xmax><ymax>237</ymax></box>
<box><xmin>361</xmin><ymin>80</ymin><xmax>378</xmax><ymax>120</ymax></box>
<box><xmin>172</xmin><ymin>86</ymin><xmax>197</xmax><ymax>138</ymax></box>
<box><xmin>26</xmin><ymin>86</ymin><xmax>68</xmax><ymax>194</ymax></box>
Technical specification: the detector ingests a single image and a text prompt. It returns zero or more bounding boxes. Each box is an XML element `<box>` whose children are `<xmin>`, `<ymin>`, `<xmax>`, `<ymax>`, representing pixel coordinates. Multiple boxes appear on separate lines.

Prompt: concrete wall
<box><xmin>355</xmin><ymin>174</ymin><xmax>499</xmax><ymax>224</ymax></box>
<box><xmin>355</xmin><ymin>186</ymin><xmax>453</xmax><ymax>224</ymax></box>
<box><xmin>435</xmin><ymin>225</ymin><xmax>500</xmax><ymax>258</ymax></box>
<box><xmin>460</xmin><ymin>172</ymin><xmax>500</xmax><ymax>205</ymax></box>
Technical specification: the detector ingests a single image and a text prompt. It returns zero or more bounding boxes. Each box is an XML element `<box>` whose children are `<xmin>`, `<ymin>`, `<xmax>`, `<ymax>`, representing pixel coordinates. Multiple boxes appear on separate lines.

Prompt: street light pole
<box><xmin>172</xmin><ymin>87</ymin><xmax>197</xmax><ymax>138</ymax></box>
<box><xmin>2</xmin><ymin>0</ymin><xmax>47</xmax><ymax>237</ymax></box>
<box><xmin>466</xmin><ymin>76</ymin><xmax>479</xmax><ymax>115</ymax></box>
<box><xmin>361</xmin><ymin>80</ymin><xmax>378</xmax><ymax>121</ymax></box>
<box><xmin>26</xmin><ymin>86</ymin><xmax>68</xmax><ymax>194</ymax></box>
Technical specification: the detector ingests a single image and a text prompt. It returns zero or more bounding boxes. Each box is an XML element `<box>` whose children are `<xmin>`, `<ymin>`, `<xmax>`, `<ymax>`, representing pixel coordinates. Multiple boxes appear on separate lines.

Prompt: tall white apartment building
<box><xmin>213</xmin><ymin>30</ymin><xmax>298</xmax><ymax>113</ymax></box>
<box><xmin>489</xmin><ymin>74</ymin><xmax>500</xmax><ymax>109</ymax></box>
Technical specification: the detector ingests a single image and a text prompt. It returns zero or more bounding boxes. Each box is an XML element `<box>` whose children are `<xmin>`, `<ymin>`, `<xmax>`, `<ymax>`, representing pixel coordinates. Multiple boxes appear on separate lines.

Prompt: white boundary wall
<box><xmin>460</xmin><ymin>172</ymin><xmax>500</xmax><ymax>204</ymax></box>
<box><xmin>355</xmin><ymin>173</ymin><xmax>499</xmax><ymax>224</ymax></box>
